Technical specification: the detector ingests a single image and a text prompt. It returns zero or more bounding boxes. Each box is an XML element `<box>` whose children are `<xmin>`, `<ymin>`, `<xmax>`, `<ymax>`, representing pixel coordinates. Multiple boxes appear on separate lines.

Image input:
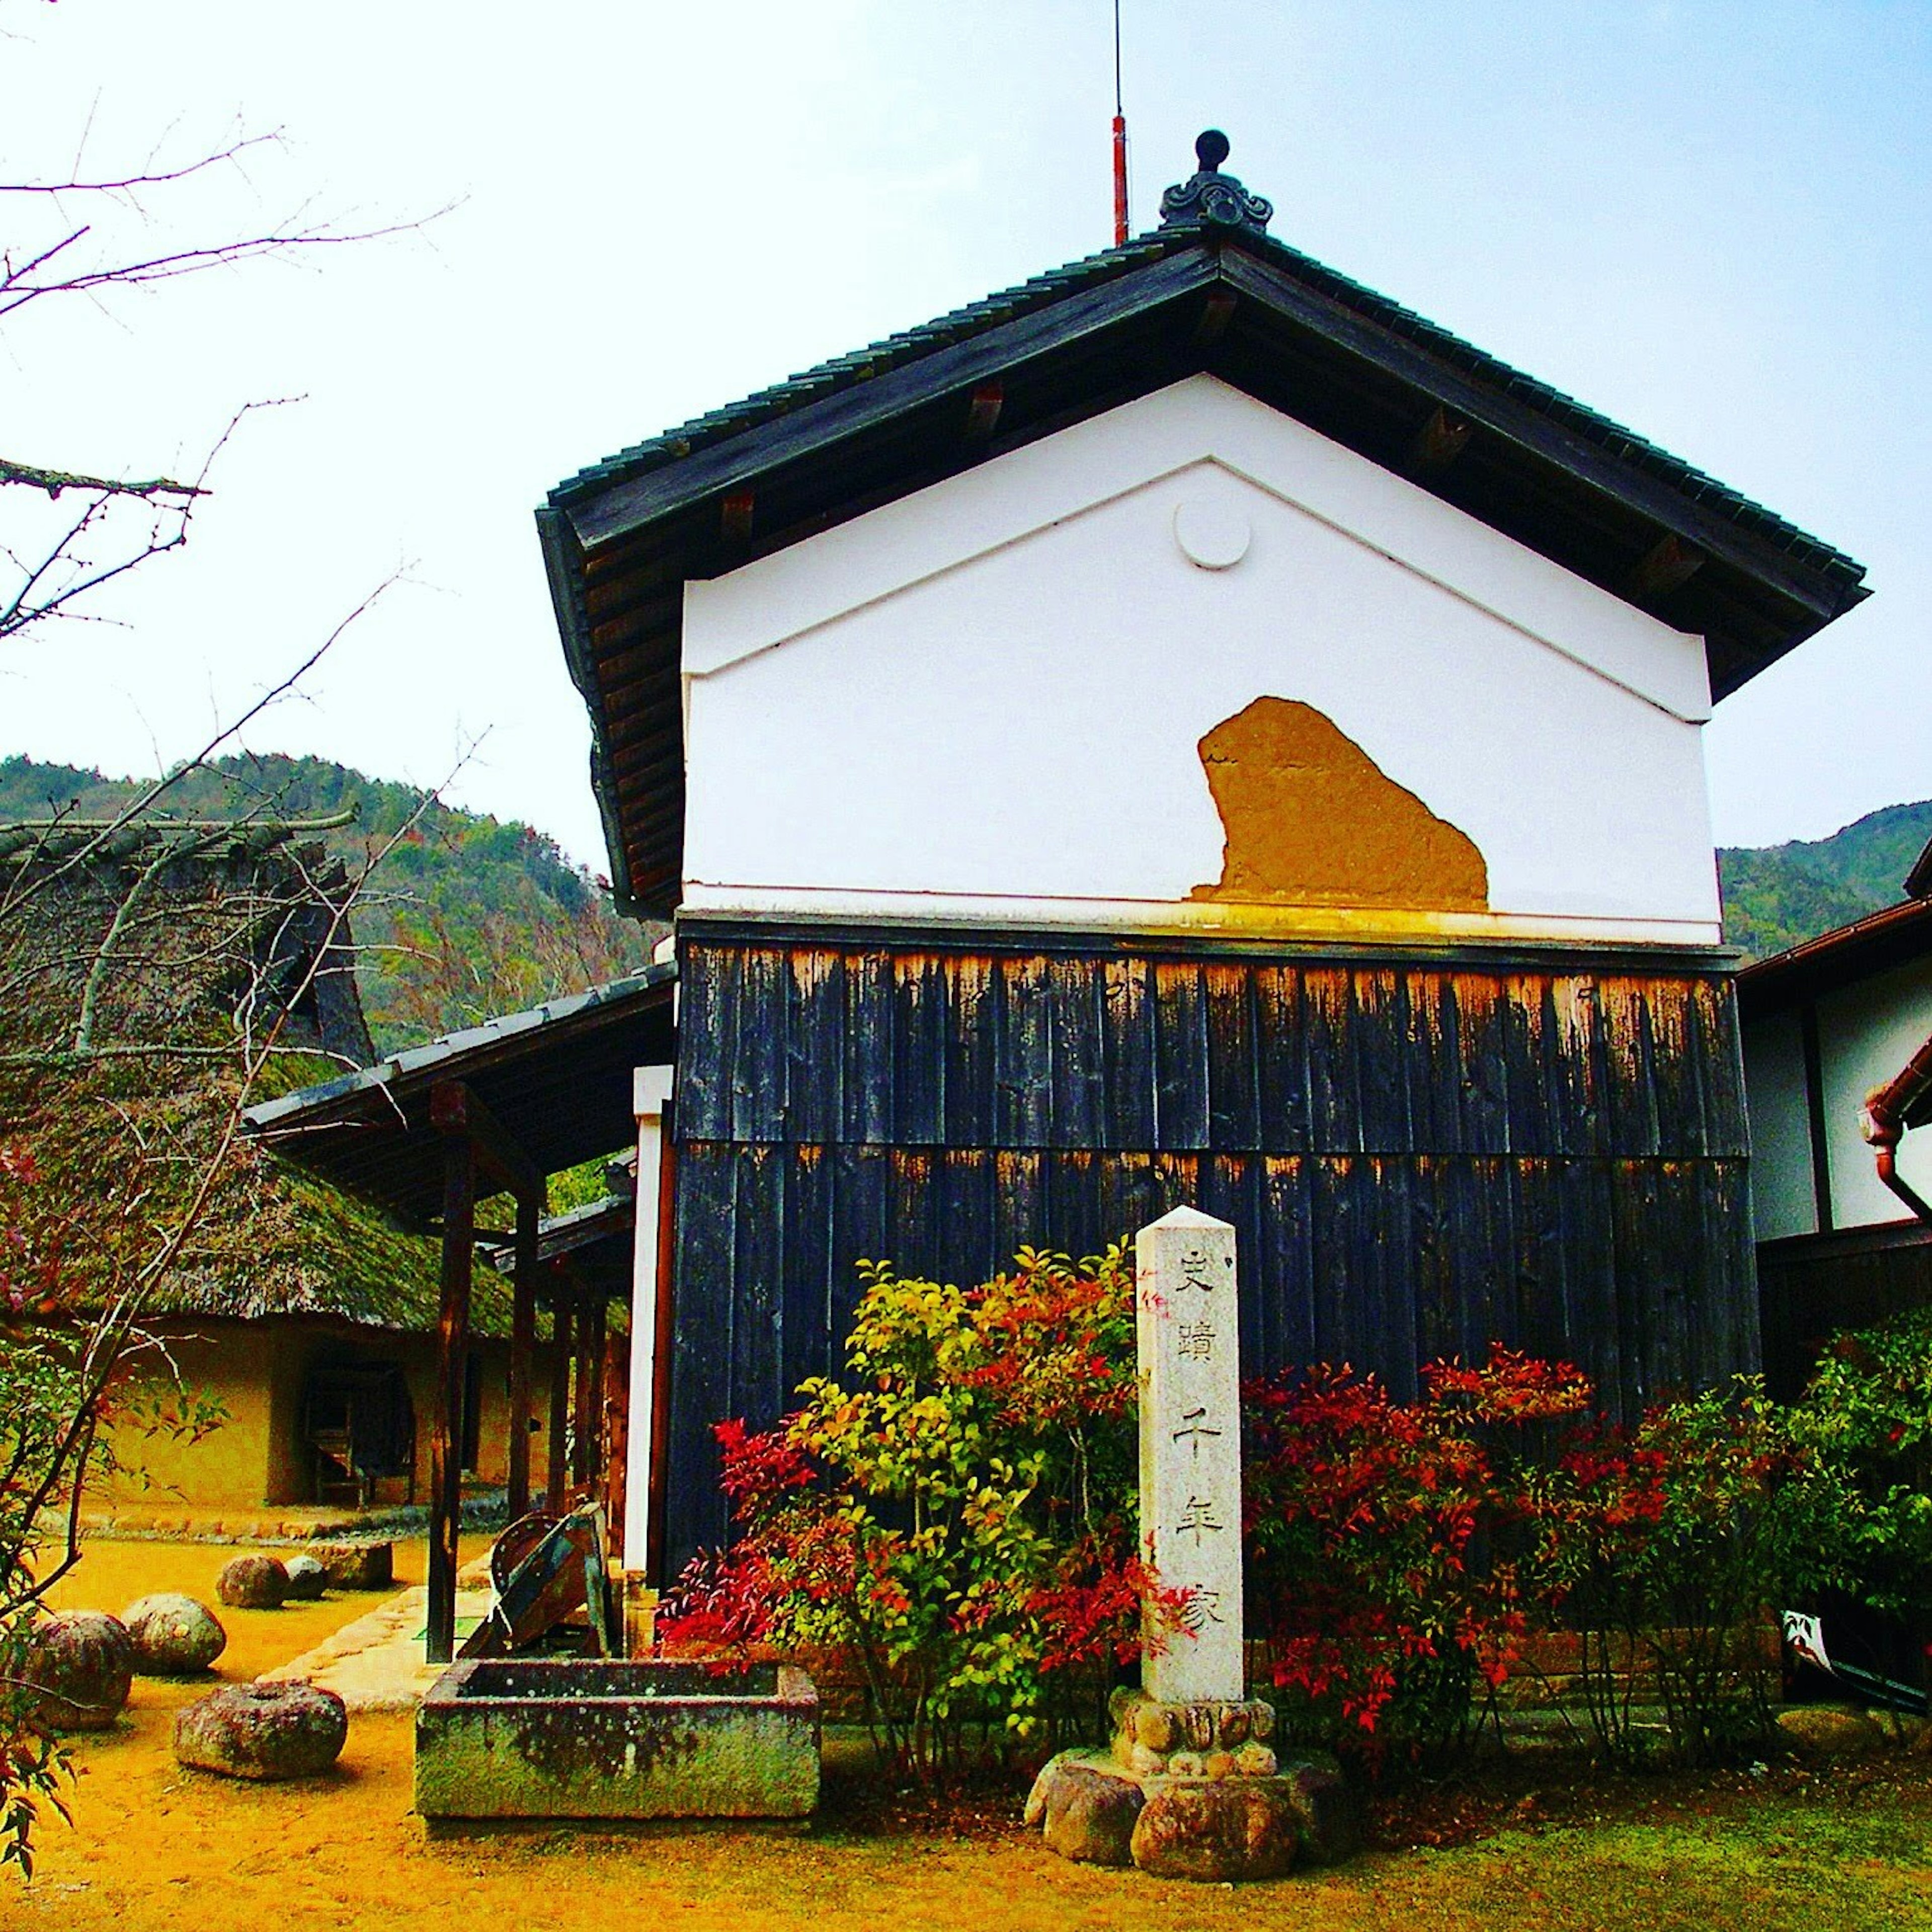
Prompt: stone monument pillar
<box><xmin>1137</xmin><ymin>1205</ymin><xmax>1243</xmax><ymax>1706</ymax></box>
<box><xmin>1024</xmin><ymin>1205</ymin><xmax>1357</xmax><ymax>1881</ymax></box>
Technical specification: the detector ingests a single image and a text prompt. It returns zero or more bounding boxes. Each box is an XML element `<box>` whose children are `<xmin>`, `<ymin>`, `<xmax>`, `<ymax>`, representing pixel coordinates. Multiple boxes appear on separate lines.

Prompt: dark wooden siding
<box><xmin>667</xmin><ymin>925</ymin><xmax>1756</xmax><ymax>1565</ymax></box>
<box><xmin>1757</xmin><ymin>1220</ymin><xmax>1932</xmax><ymax>1400</ymax></box>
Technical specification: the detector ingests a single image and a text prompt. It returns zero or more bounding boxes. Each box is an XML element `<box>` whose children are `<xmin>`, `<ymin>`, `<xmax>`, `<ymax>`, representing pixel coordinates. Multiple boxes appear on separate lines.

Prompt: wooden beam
<box><xmin>1191</xmin><ymin>288</ymin><xmax>1238</xmax><ymax>349</ymax></box>
<box><xmin>426</xmin><ymin>1130</ymin><xmax>474</xmax><ymax>1664</ymax></box>
<box><xmin>1631</xmin><ymin>533</ymin><xmax>1706</xmax><ymax>602</ymax></box>
<box><xmin>506</xmin><ymin>1189</ymin><xmax>539</xmax><ymax>1521</ymax></box>
<box><xmin>1407</xmin><ymin>405</ymin><xmax>1472</xmax><ymax>474</ymax></box>
<box><xmin>546</xmin><ymin>1293</ymin><xmax>574</xmax><ymax>1511</ymax></box>
<box><xmin>429</xmin><ymin>1079</ymin><xmax>540</xmax><ymax>1204</ymax></box>
<box><xmin>962</xmin><ymin>379</ymin><xmax>1003</xmax><ymax>440</ymax></box>
<box><xmin>720</xmin><ymin>490</ymin><xmax>755</xmax><ymax>542</ymax></box>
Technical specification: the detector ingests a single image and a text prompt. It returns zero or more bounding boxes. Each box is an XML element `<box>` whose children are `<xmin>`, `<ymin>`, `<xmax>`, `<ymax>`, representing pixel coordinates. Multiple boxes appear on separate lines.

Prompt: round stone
<box><xmin>174</xmin><ymin>1681</ymin><xmax>348</xmax><ymax>1781</ymax></box>
<box><xmin>1173</xmin><ymin>497</ymin><xmax>1251</xmax><ymax>571</ymax></box>
<box><xmin>283</xmin><ymin>1555</ymin><xmax>327</xmax><ymax>1601</ymax></box>
<box><xmin>17</xmin><ymin>1611</ymin><xmax>133</xmax><ymax>1732</ymax></box>
<box><xmin>1776</xmin><ymin>1705</ymin><xmax>1888</xmax><ymax>1757</ymax></box>
<box><xmin>1041</xmin><ymin>1757</ymin><xmax>1144</xmax><ymax>1867</ymax></box>
<box><xmin>1133</xmin><ymin>1702</ymin><xmax>1178</xmax><ymax>1752</ymax></box>
<box><xmin>216</xmin><ymin>1554</ymin><xmax>290</xmax><ymax>1609</ymax></box>
<box><xmin>1216</xmin><ymin>1703</ymin><xmax>1251</xmax><ymax>1747</ymax></box>
<box><xmin>1023</xmin><ymin>1749</ymin><xmax>1073</xmax><ymax>1828</ymax></box>
<box><xmin>1234</xmin><ymin>1741</ymin><xmax>1278</xmax><ymax>1778</ymax></box>
<box><xmin>122</xmin><ymin>1593</ymin><xmax>227</xmax><ymax>1674</ymax></box>
<box><xmin>1132</xmin><ymin>1778</ymin><xmax>1300</xmax><ymax>1882</ymax></box>
<box><xmin>1277</xmin><ymin>1755</ymin><xmax>1363</xmax><ymax>1866</ymax></box>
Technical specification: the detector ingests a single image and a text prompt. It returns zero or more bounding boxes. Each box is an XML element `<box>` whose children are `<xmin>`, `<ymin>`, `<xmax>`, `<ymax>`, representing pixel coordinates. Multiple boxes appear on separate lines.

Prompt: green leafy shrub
<box><xmin>659</xmin><ymin>1246</ymin><xmax>1165</xmax><ymax>1790</ymax></box>
<box><xmin>1549</xmin><ymin>1380</ymin><xmax>1844</xmax><ymax>1766</ymax></box>
<box><xmin>1789</xmin><ymin>1307</ymin><xmax>1932</xmax><ymax>1697</ymax></box>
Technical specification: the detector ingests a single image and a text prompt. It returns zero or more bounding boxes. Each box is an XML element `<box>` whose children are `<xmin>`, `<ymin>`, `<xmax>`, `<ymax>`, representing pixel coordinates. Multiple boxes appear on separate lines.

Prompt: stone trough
<box><xmin>414</xmin><ymin>1658</ymin><xmax>819</xmax><ymax>1822</ymax></box>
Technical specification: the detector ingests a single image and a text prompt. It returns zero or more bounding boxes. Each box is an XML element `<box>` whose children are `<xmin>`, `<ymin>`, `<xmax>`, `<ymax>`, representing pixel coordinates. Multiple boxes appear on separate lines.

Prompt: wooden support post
<box><xmin>427</xmin><ymin>1100</ymin><xmax>475</xmax><ymax>1666</ymax></box>
<box><xmin>646</xmin><ymin>1100</ymin><xmax>678</xmax><ymax>1587</ymax></box>
<box><xmin>573</xmin><ymin>1288</ymin><xmax>603</xmax><ymax>1485</ymax></box>
<box><xmin>507</xmin><ymin>1188</ymin><xmax>539</xmax><ymax>1521</ymax></box>
<box><xmin>547</xmin><ymin>1295</ymin><xmax>574</xmax><ymax>1511</ymax></box>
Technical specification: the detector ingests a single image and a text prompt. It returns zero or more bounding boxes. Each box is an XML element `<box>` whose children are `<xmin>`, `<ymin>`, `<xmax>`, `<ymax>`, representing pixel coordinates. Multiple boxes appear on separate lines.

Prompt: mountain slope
<box><xmin>1720</xmin><ymin>800</ymin><xmax>1932</xmax><ymax>962</ymax></box>
<box><xmin>0</xmin><ymin>753</ymin><xmax>662</xmax><ymax>1052</ymax></box>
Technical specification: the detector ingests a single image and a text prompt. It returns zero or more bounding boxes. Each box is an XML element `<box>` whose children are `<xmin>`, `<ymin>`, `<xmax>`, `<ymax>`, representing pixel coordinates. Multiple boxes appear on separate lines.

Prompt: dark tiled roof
<box><xmin>549</xmin><ymin>222</ymin><xmax>1862</xmax><ymax>589</ymax></box>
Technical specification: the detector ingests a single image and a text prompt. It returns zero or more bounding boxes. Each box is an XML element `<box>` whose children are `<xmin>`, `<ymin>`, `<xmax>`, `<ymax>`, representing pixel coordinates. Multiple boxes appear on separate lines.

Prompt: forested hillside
<box><xmin>1720</xmin><ymin>799</ymin><xmax>1932</xmax><ymax>961</ymax></box>
<box><xmin>0</xmin><ymin>754</ymin><xmax>661</xmax><ymax>1052</ymax></box>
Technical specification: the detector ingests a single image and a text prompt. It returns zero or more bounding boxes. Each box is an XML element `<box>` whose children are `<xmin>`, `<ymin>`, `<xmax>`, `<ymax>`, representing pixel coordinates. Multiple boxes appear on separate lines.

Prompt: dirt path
<box><xmin>24</xmin><ymin>1541</ymin><xmax>1932</xmax><ymax>1931</ymax></box>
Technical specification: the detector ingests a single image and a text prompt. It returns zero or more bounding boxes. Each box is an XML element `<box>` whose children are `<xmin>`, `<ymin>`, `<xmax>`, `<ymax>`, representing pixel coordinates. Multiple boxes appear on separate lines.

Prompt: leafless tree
<box><xmin>1</xmin><ymin>117</ymin><xmax>432</xmax><ymax>644</ymax></box>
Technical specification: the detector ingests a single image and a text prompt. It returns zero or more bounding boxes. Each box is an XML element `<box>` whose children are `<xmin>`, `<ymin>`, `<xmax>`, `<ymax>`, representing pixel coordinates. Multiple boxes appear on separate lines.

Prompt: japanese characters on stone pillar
<box><xmin>1137</xmin><ymin>1205</ymin><xmax>1243</xmax><ymax>1705</ymax></box>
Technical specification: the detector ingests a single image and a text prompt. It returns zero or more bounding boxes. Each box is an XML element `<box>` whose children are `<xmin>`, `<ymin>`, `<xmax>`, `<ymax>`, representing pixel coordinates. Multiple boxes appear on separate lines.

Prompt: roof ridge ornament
<box><xmin>1158</xmin><ymin>129</ymin><xmax>1273</xmax><ymax>235</ymax></box>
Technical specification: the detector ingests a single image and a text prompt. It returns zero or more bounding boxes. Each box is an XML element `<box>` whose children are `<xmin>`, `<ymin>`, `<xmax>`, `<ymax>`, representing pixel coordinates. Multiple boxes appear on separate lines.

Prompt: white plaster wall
<box><xmin>681</xmin><ymin>376</ymin><xmax>1721</xmax><ymax>942</ymax></box>
<box><xmin>1742</xmin><ymin>1009</ymin><xmax>1816</xmax><ymax>1242</ymax></box>
<box><xmin>1817</xmin><ymin>957</ymin><xmax>1932</xmax><ymax>1230</ymax></box>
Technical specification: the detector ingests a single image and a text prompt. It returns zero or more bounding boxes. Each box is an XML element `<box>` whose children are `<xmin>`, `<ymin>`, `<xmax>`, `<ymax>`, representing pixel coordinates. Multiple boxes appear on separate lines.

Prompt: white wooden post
<box><xmin>624</xmin><ymin>1065</ymin><xmax>674</xmax><ymax>1571</ymax></box>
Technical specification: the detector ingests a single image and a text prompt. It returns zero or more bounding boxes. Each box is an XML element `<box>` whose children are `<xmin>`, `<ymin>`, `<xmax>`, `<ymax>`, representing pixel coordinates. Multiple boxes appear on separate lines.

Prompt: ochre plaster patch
<box><xmin>1190</xmin><ymin>696</ymin><xmax>1489</xmax><ymax>912</ymax></box>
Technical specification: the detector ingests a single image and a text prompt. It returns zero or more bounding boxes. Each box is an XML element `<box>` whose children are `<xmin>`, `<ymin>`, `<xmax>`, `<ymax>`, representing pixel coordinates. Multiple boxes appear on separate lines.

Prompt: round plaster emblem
<box><xmin>1173</xmin><ymin>497</ymin><xmax>1251</xmax><ymax>570</ymax></box>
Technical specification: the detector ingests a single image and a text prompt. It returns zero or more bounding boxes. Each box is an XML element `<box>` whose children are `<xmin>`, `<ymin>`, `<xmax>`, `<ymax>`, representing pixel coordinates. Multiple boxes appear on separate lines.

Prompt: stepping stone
<box><xmin>19</xmin><ymin>1611</ymin><xmax>133</xmax><ymax>1732</ymax></box>
<box><xmin>217</xmin><ymin>1554</ymin><xmax>290</xmax><ymax>1608</ymax></box>
<box><xmin>284</xmin><ymin>1556</ymin><xmax>328</xmax><ymax>1601</ymax></box>
<box><xmin>174</xmin><ymin>1681</ymin><xmax>348</xmax><ymax>1781</ymax></box>
<box><xmin>308</xmin><ymin>1541</ymin><xmax>393</xmax><ymax>1590</ymax></box>
<box><xmin>122</xmin><ymin>1593</ymin><xmax>227</xmax><ymax>1674</ymax></box>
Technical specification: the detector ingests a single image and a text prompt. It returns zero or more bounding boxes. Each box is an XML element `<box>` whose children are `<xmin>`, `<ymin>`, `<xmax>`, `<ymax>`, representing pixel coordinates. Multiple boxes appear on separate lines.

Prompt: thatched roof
<box><xmin>0</xmin><ymin>822</ymin><xmax>501</xmax><ymax>1336</ymax></box>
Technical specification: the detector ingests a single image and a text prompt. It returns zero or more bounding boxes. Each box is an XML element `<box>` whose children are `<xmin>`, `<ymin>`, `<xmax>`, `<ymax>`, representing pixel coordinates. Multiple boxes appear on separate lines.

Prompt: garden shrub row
<box><xmin>660</xmin><ymin>1246</ymin><xmax>1932</xmax><ymax>1788</ymax></box>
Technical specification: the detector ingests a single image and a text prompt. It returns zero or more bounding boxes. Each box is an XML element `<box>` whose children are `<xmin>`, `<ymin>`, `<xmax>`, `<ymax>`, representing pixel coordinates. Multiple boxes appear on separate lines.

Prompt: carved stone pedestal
<box><xmin>1024</xmin><ymin>1689</ymin><xmax>1358</xmax><ymax>1882</ymax></box>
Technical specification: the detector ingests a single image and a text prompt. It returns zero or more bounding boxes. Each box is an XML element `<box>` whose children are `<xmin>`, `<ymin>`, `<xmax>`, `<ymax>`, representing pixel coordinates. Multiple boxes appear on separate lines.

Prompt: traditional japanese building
<box><xmin>1740</xmin><ymin>831</ymin><xmax>1932</xmax><ymax>1396</ymax></box>
<box><xmin>540</xmin><ymin>135</ymin><xmax>1868</xmax><ymax>1570</ymax></box>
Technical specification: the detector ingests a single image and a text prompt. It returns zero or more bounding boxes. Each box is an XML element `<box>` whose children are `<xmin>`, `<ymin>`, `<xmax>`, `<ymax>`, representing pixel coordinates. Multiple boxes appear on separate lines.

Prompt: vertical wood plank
<box><xmin>1253</xmin><ymin>964</ymin><xmax>1309</xmax><ymax>1154</ymax></box>
<box><xmin>666</xmin><ymin>1144</ymin><xmax>736</xmax><ymax>1564</ymax></box>
<box><xmin>730</xmin><ymin>1144</ymin><xmax>783</xmax><ymax>1433</ymax></box>
<box><xmin>1304</xmin><ymin>970</ymin><xmax>1360</xmax><ymax>1155</ymax></box>
<box><xmin>675</xmin><ymin>941</ymin><xmax>733</xmax><ymax>1142</ymax></box>
<box><xmin>1451</xmin><ymin>974</ymin><xmax>1511</xmax><ymax>1154</ymax></box>
<box><xmin>942</xmin><ymin>952</ymin><xmax>998</xmax><ymax>1146</ymax></box>
<box><xmin>1352</xmin><ymin>968</ymin><xmax>1412</xmax><ymax>1154</ymax></box>
<box><xmin>1599</xmin><ymin>979</ymin><xmax>1663</xmax><ymax>1158</ymax></box>
<box><xmin>840</xmin><ymin>949</ymin><xmax>895</xmax><ymax>1146</ymax></box>
<box><xmin>894</xmin><ymin>952</ymin><xmax>948</xmax><ymax>1147</ymax></box>
<box><xmin>1257</xmin><ymin>1153</ymin><xmax>1315</xmax><ymax>1375</ymax></box>
<box><xmin>784</xmin><ymin>949</ymin><xmax>844</xmax><ymax>1144</ymax></box>
<box><xmin>782</xmin><ymin>1146</ymin><xmax>837</xmax><ymax>1398</ymax></box>
<box><xmin>1101</xmin><ymin>954</ymin><xmax>1158</xmax><ymax>1150</ymax></box>
<box><xmin>1204</xmin><ymin>963</ymin><xmax>1261</xmax><ymax>1152</ymax></box>
<box><xmin>1153</xmin><ymin>959</ymin><xmax>1210</xmax><ymax>1150</ymax></box>
<box><xmin>996</xmin><ymin>953</ymin><xmax>1053</xmax><ymax>1147</ymax></box>
<box><xmin>1047</xmin><ymin>954</ymin><xmax>1106</xmax><ymax>1151</ymax></box>
<box><xmin>731</xmin><ymin>948</ymin><xmax>788</xmax><ymax>1143</ymax></box>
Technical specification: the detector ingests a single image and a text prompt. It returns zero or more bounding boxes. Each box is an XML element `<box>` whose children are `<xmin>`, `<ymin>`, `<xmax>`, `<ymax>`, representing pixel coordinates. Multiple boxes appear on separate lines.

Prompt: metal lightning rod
<box><xmin>1111</xmin><ymin>0</ymin><xmax>1129</xmax><ymax>244</ymax></box>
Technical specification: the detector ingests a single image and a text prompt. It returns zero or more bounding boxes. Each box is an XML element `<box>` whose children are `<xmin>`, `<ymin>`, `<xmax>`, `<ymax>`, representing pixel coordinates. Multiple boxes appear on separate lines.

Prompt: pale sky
<box><xmin>3</xmin><ymin>1</ymin><xmax>1927</xmax><ymax>871</ymax></box>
